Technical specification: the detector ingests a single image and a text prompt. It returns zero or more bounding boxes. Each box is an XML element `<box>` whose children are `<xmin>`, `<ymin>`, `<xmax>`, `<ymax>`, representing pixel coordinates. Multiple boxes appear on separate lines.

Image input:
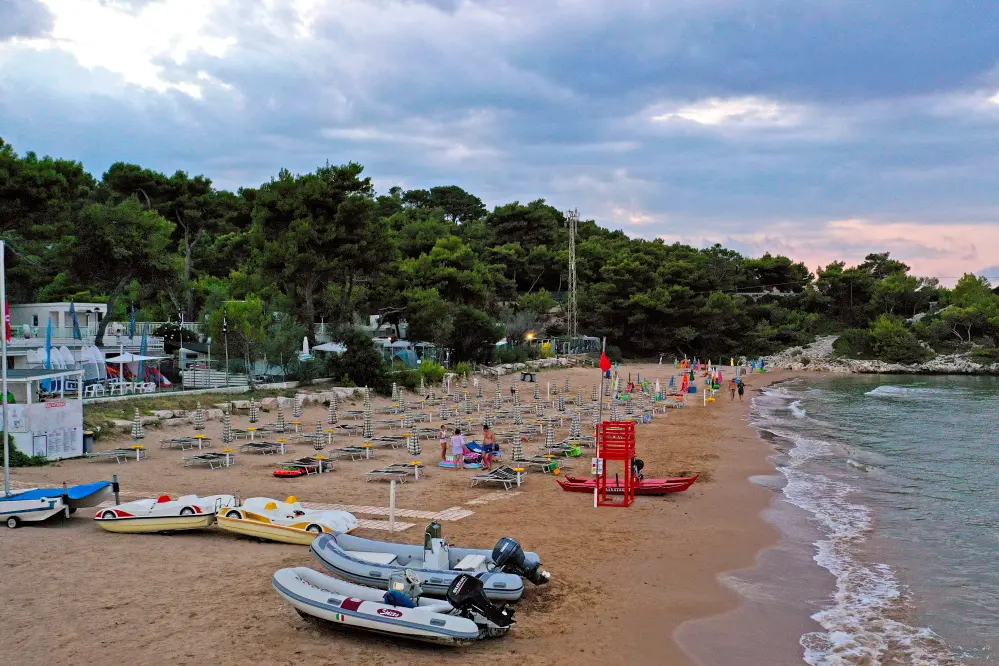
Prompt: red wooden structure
<box><xmin>595</xmin><ymin>421</ymin><xmax>637</xmax><ymax>507</ymax></box>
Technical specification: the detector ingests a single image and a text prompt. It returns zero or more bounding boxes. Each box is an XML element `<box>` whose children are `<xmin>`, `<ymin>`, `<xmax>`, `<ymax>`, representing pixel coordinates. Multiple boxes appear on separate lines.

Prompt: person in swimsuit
<box><xmin>439</xmin><ymin>424</ymin><xmax>448</xmax><ymax>461</ymax></box>
<box><xmin>451</xmin><ymin>428</ymin><xmax>465</xmax><ymax>469</ymax></box>
<box><xmin>737</xmin><ymin>381</ymin><xmax>745</xmax><ymax>402</ymax></box>
<box><xmin>482</xmin><ymin>424</ymin><xmax>497</xmax><ymax>471</ymax></box>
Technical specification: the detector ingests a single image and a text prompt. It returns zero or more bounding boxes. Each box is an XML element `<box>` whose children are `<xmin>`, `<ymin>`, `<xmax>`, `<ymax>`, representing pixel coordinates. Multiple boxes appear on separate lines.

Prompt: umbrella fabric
<box><xmin>545</xmin><ymin>421</ymin><xmax>555</xmax><ymax>449</ymax></box>
<box><xmin>276</xmin><ymin>407</ymin><xmax>286</xmax><ymax>433</ymax></box>
<box><xmin>475</xmin><ymin>379</ymin><xmax>483</xmax><ymax>400</ymax></box>
<box><xmin>462</xmin><ymin>375</ymin><xmax>468</xmax><ymax>390</ymax></box>
<box><xmin>222</xmin><ymin>411</ymin><xmax>233</xmax><ymax>444</ymax></box>
<box><xmin>512</xmin><ymin>436</ymin><xmax>524</xmax><ymax>461</ymax></box>
<box><xmin>535</xmin><ymin>400</ymin><xmax>544</xmax><ymax>417</ymax></box>
<box><xmin>512</xmin><ymin>391</ymin><xmax>521</xmax><ymax>408</ymax></box>
<box><xmin>513</xmin><ymin>404</ymin><xmax>523</xmax><ymax>426</ymax></box>
<box><xmin>557</xmin><ymin>395</ymin><xmax>565</xmax><ymax>412</ymax></box>
<box><xmin>485</xmin><ymin>411</ymin><xmax>494</xmax><ymax>429</ymax></box>
<box><xmin>494</xmin><ymin>380</ymin><xmax>502</xmax><ymax>410</ymax></box>
<box><xmin>363</xmin><ymin>387</ymin><xmax>374</xmax><ymax>439</ymax></box>
<box><xmin>402</xmin><ymin>406</ymin><xmax>414</xmax><ymax>432</ymax></box>
<box><xmin>293</xmin><ymin>396</ymin><xmax>302</xmax><ymax>419</ymax></box>
<box><xmin>419</xmin><ymin>376</ymin><xmax>426</xmax><ymax>397</ymax></box>
<box><xmin>611</xmin><ymin>404</ymin><xmax>621</xmax><ymax>421</ymax></box>
<box><xmin>463</xmin><ymin>393</ymin><xmax>472</xmax><ymax>415</ymax></box>
<box><xmin>138</xmin><ymin>322</ymin><xmax>148</xmax><ymax>382</ymax></box>
<box><xmin>69</xmin><ymin>302</ymin><xmax>82</xmax><ymax>340</ymax></box>
<box><xmin>328</xmin><ymin>400</ymin><xmax>337</xmax><ymax>425</ymax></box>
<box><xmin>391</xmin><ymin>382</ymin><xmax>399</xmax><ymax>403</ymax></box>
<box><xmin>249</xmin><ymin>397</ymin><xmax>259</xmax><ymax>423</ymax></box>
<box><xmin>131</xmin><ymin>407</ymin><xmax>145</xmax><ymax>441</ymax></box>
<box><xmin>590</xmin><ymin>406</ymin><xmax>600</xmax><ymax>429</ymax></box>
<box><xmin>406</xmin><ymin>433</ymin><xmax>421</xmax><ymax>456</ymax></box>
<box><xmin>564</xmin><ymin>376</ymin><xmax>571</xmax><ymax>393</ymax></box>
<box><xmin>128</xmin><ymin>304</ymin><xmax>136</xmax><ymax>340</ymax></box>
<box><xmin>533</xmin><ymin>384</ymin><xmax>541</xmax><ymax>401</ymax></box>
<box><xmin>193</xmin><ymin>402</ymin><xmax>206</xmax><ymax>431</ymax></box>
<box><xmin>591</xmin><ymin>384</ymin><xmax>598</xmax><ymax>402</ymax></box>
<box><xmin>576</xmin><ymin>389</ymin><xmax>583</xmax><ymax>406</ymax></box>
<box><xmin>570</xmin><ymin>412</ymin><xmax>581</xmax><ymax>438</ymax></box>
<box><xmin>625</xmin><ymin>397</ymin><xmax>634</xmax><ymax>415</ymax></box>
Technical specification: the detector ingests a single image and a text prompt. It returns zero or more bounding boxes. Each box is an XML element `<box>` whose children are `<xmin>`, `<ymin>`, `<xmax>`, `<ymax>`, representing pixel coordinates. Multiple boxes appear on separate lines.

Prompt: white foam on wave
<box><xmin>789</xmin><ymin>400</ymin><xmax>808</xmax><ymax>418</ymax></box>
<box><xmin>751</xmin><ymin>398</ymin><xmax>962</xmax><ymax>666</ymax></box>
<box><xmin>865</xmin><ymin>385</ymin><xmax>967</xmax><ymax>399</ymax></box>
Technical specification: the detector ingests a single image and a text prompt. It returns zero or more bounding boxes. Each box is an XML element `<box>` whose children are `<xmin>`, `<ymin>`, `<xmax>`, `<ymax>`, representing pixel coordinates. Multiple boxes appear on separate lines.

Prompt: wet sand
<box><xmin>1</xmin><ymin>364</ymin><xmax>804</xmax><ymax>665</ymax></box>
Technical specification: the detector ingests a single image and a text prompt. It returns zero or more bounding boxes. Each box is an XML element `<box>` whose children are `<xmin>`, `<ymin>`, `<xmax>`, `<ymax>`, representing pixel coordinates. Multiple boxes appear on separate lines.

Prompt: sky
<box><xmin>2</xmin><ymin>0</ymin><xmax>999</xmax><ymax>284</ymax></box>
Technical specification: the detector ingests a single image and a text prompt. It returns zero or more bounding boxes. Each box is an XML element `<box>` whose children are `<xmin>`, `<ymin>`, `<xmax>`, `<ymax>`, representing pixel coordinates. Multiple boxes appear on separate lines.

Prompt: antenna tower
<box><xmin>565</xmin><ymin>208</ymin><xmax>579</xmax><ymax>341</ymax></box>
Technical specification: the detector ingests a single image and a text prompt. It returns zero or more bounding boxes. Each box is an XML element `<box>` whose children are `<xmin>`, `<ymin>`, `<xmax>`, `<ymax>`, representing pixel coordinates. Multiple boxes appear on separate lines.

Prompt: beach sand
<box><xmin>1</xmin><ymin>364</ymin><xmax>804</xmax><ymax>666</ymax></box>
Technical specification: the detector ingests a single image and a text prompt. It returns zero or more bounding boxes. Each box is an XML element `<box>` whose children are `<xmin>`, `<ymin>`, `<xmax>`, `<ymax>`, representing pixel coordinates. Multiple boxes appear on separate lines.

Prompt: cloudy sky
<box><xmin>2</xmin><ymin>0</ymin><xmax>999</xmax><ymax>282</ymax></box>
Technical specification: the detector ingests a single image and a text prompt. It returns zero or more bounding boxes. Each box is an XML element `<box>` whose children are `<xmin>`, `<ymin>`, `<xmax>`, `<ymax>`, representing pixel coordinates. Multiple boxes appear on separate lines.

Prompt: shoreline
<box><xmin>1</xmin><ymin>366</ymin><xmax>813</xmax><ymax>665</ymax></box>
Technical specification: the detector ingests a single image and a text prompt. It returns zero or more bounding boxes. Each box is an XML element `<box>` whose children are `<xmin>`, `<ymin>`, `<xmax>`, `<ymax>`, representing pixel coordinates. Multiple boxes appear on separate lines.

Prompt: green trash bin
<box><xmin>83</xmin><ymin>430</ymin><xmax>95</xmax><ymax>454</ymax></box>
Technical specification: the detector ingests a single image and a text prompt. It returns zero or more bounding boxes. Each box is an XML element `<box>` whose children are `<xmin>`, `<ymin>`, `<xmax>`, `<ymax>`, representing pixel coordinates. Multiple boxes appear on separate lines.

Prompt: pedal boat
<box><xmin>95</xmin><ymin>494</ymin><xmax>237</xmax><ymax>533</ymax></box>
<box><xmin>216</xmin><ymin>496</ymin><xmax>358</xmax><ymax>545</ymax></box>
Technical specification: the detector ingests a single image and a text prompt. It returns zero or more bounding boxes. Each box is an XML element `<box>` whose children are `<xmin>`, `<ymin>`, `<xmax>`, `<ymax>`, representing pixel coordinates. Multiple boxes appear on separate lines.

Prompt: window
<box><xmin>96</xmin><ymin>312</ymin><xmax>103</xmax><ymax>322</ymax></box>
<box><xmin>32</xmin><ymin>315</ymin><xmax>38</xmax><ymax>326</ymax></box>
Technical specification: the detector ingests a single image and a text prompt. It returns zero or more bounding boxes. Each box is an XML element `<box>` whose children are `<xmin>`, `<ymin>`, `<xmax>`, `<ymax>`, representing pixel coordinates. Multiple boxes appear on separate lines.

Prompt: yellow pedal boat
<box><xmin>216</xmin><ymin>496</ymin><xmax>358</xmax><ymax>545</ymax></box>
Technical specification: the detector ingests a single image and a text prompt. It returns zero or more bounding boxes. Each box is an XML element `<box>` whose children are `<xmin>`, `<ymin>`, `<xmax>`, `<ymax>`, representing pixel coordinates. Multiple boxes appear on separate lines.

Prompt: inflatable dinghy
<box><xmin>556</xmin><ymin>474</ymin><xmax>697</xmax><ymax>495</ymax></box>
<box><xmin>311</xmin><ymin>522</ymin><xmax>550</xmax><ymax>602</ymax></box>
<box><xmin>273</xmin><ymin>566</ymin><xmax>514</xmax><ymax>646</ymax></box>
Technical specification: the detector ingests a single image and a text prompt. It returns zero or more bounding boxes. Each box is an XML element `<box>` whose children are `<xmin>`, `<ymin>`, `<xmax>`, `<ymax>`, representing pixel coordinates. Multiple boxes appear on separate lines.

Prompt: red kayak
<box><xmin>273</xmin><ymin>467</ymin><xmax>307</xmax><ymax>478</ymax></box>
<box><xmin>556</xmin><ymin>474</ymin><xmax>697</xmax><ymax>496</ymax></box>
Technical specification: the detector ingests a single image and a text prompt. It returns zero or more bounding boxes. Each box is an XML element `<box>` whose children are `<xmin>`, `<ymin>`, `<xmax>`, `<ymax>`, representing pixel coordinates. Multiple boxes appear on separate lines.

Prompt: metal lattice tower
<box><xmin>565</xmin><ymin>208</ymin><xmax>579</xmax><ymax>341</ymax></box>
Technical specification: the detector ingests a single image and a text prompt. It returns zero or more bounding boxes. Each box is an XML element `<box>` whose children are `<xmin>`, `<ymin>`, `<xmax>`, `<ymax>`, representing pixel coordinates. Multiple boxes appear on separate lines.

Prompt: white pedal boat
<box><xmin>217</xmin><ymin>496</ymin><xmax>358</xmax><ymax>545</ymax></box>
<box><xmin>273</xmin><ymin>566</ymin><xmax>514</xmax><ymax>646</ymax></box>
<box><xmin>95</xmin><ymin>494</ymin><xmax>237</xmax><ymax>533</ymax></box>
<box><xmin>1</xmin><ymin>481</ymin><xmax>112</xmax><ymax>529</ymax></box>
<box><xmin>310</xmin><ymin>522</ymin><xmax>550</xmax><ymax>602</ymax></box>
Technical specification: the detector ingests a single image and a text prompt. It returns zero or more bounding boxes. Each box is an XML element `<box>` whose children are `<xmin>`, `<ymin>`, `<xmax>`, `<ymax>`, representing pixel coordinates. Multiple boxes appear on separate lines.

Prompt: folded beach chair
<box><xmin>470</xmin><ymin>466</ymin><xmax>521</xmax><ymax>490</ymax></box>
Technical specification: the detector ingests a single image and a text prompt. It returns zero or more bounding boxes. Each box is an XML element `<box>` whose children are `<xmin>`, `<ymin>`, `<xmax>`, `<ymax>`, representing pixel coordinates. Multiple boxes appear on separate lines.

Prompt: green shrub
<box><xmin>450</xmin><ymin>361</ymin><xmax>471</xmax><ymax>378</ymax></box>
<box><xmin>605</xmin><ymin>345</ymin><xmax>623</xmax><ymax>363</ymax></box>
<box><xmin>970</xmin><ymin>347</ymin><xmax>999</xmax><ymax>364</ymax></box>
<box><xmin>833</xmin><ymin>329</ymin><xmax>874</xmax><ymax>358</ymax></box>
<box><xmin>869</xmin><ymin>315</ymin><xmax>932</xmax><ymax>364</ymax></box>
<box><xmin>418</xmin><ymin>359</ymin><xmax>447</xmax><ymax>384</ymax></box>
<box><xmin>1</xmin><ymin>436</ymin><xmax>49</xmax><ymax>467</ymax></box>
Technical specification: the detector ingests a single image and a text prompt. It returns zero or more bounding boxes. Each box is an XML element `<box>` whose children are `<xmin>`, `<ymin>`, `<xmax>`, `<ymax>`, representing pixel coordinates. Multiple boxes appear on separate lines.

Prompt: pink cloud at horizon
<box><xmin>657</xmin><ymin>219</ymin><xmax>999</xmax><ymax>287</ymax></box>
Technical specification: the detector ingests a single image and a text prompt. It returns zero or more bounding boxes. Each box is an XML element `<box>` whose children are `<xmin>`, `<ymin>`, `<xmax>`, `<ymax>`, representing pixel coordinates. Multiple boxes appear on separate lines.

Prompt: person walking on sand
<box><xmin>439</xmin><ymin>424</ymin><xmax>448</xmax><ymax>461</ymax></box>
<box><xmin>451</xmin><ymin>428</ymin><xmax>466</xmax><ymax>469</ymax></box>
<box><xmin>482</xmin><ymin>424</ymin><xmax>497</xmax><ymax>471</ymax></box>
<box><xmin>729</xmin><ymin>379</ymin><xmax>737</xmax><ymax>401</ymax></box>
<box><xmin>737</xmin><ymin>380</ymin><xmax>745</xmax><ymax>402</ymax></box>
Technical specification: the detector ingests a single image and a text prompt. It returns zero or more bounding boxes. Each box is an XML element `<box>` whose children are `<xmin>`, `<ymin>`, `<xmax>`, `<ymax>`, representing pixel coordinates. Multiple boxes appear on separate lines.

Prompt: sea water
<box><xmin>753</xmin><ymin>375</ymin><xmax>999</xmax><ymax>664</ymax></box>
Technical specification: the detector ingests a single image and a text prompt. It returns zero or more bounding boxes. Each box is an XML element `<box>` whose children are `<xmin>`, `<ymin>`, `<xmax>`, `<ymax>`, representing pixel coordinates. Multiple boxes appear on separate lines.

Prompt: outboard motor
<box><xmin>491</xmin><ymin>537</ymin><xmax>551</xmax><ymax>586</ymax></box>
<box><xmin>423</xmin><ymin>521</ymin><xmax>449</xmax><ymax>570</ymax></box>
<box><xmin>446</xmin><ymin>574</ymin><xmax>514</xmax><ymax>630</ymax></box>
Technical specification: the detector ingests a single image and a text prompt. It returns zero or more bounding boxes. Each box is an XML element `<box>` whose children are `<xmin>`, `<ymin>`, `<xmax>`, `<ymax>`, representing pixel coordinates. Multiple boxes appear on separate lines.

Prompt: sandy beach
<box><xmin>1</xmin><ymin>364</ymin><xmax>802</xmax><ymax>666</ymax></box>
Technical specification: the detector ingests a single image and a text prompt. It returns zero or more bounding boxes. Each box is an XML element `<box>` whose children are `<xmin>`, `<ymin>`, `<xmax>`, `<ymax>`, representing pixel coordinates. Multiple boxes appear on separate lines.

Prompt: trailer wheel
<box><xmin>101</xmin><ymin>510</ymin><xmax>116</xmax><ymax>520</ymax></box>
<box><xmin>225</xmin><ymin>510</ymin><xmax>242</xmax><ymax>519</ymax></box>
<box><xmin>6</xmin><ymin>516</ymin><xmax>20</xmax><ymax>529</ymax></box>
<box><xmin>306</xmin><ymin>524</ymin><xmax>323</xmax><ymax>534</ymax></box>
<box><xmin>179</xmin><ymin>507</ymin><xmax>195</xmax><ymax>516</ymax></box>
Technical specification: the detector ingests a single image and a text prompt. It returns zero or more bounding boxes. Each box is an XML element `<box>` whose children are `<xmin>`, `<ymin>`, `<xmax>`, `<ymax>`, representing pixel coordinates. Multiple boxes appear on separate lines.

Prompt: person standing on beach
<box><xmin>451</xmin><ymin>428</ymin><xmax>465</xmax><ymax>469</ymax></box>
<box><xmin>439</xmin><ymin>424</ymin><xmax>448</xmax><ymax>461</ymax></box>
<box><xmin>729</xmin><ymin>379</ymin><xmax>737</xmax><ymax>401</ymax></box>
<box><xmin>737</xmin><ymin>381</ymin><xmax>745</xmax><ymax>402</ymax></box>
<box><xmin>482</xmin><ymin>424</ymin><xmax>497</xmax><ymax>471</ymax></box>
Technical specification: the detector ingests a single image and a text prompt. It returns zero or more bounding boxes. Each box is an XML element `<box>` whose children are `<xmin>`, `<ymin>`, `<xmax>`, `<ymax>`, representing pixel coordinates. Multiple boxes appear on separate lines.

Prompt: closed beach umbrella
<box><xmin>328</xmin><ymin>399</ymin><xmax>337</xmax><ymax>425</ymax></box>
<box><xmin>570</xmin><ymin>411</ymin><xmax>581</xmax><ymax>439</ymax></box>
<box><xmin>316</xmin><ymin>421</ymin><xmax>324</xmax><ymax>433</ymax></box>
<box><xmin>535</xmin><ymin>400</ymin><xmax>544</xmax><ymax>417</ymax></box>
<box><xmin>249</xmin><ymin>397</ymin><xmax>258</xmax><ymax>424</ymax></box>
<box><xmin>591</xmin><ymin>384</ymin><xmax>598</xmax><ymax>402</ymax></box>
<box><xmin>193</xmin><ymin>402</ymin><xmax>205</xmax><ymax>431</ymax></box>
<box><xmin>590</xmin><ymin>406</ymin><xmax>599</xmax><ymax>429</ymax></box>
<box><xmin>512</xmin><ymin>436</ymin><xmax>524</xmax><ymax>461</ymax></box>
<box><xmin>475</xmin><ymin>378</ymin><xmax>483</xmax><ymax>400</ymax></box>
<box><xmin>463</xmin><ymin>392</ymin><xmax>472</xmax><ymax>415</ymax></box>
<box><xmin>419</xmin><ymin>375</ymin><xmax>426</xmax><ymax>397</ymax></box>
<box><xmin>407</xmin><ymin>433</ymin><xmax>421</xmax><ymax>456</ymax></box>
<box><xmin>131</xmin><ymin>407</ymin><xmax>145</xmax><ymax>441</ymax></box>
<box><xmin>564</xmin><ymin>376</ymin><xmax>571</xmax><ymax>393</ymax></box>
<box><xmin>485</xmin><ymin>411</ymin><xmax>494</xmax><ymax>429</ymax></box>
<box><xmin>625</xmin><ymin>397</ymin><xmax>634</xmax><ymax>415</ymax></box>
<box><xmin>577</xmin><ymin>389</ymin><xmax>583</xmax><ymax>406</ymax></box>
<box><xmin>611</xmin><ymin>404</ymin><xmax>621</xmax><ymax>421</ymax></box>
<box><xmin>363</xmin><ymin>387</ymin><xmax>374</xmax><ymax>439</ymax></box>
<box><xmin>545</xmin><ymin>421</ymin><xmax>556</xmax><ymax>449</ymax></box>
<box><xmin>462</xmin><ymin>374</ymin><xmax>468</xmax><ymax>390</ymax></box>
<box><xmin>494</xmin><ymin>380</ymin><xmax>502</xmax><ymax>410</ymax></box>
<box><xmin>399</xmin><ymin>395</ymin><xmax>407</xmax><ymax>414</ymax></box>
<box><xmin>513</xmin><ymin>404</ymin><xmax>524</xmax><ymax>426</ymax></box>
<box><xmin>512</xmin><ymin>391</ymin><xmax>521</xmax><ymax>408</ymax></box>
<box><xmin>403</xmin><ymin>405</ymin><xmax>414</xmax><ymax>432</ymax></box>
<box><xmin>276</xmin><ymin>406</ymin><xmax>286</xmax><ymax>433</ymax></box>
<box><xmin>557</xmin><ymin>394</ymin><xmax>565</xmax><ymax>412</ymax></box>
<box><xmin>532</xmin><ymin>384</ymin><xmax>540</xmax><ymax>401</ymax></box>
<box><xmin>293</xmin><ymin>395</ymin><xmax>302</xmax><ymax>419</ymax></box>
<box><xmin>391</xmin><ymin>382</ymin><xmax>399</xmax><ymax>403</ymax></box>
<box><xmin>222</xmin><ymin>410</ymin><xmax>233</xmax><ymax>444</ymax></box>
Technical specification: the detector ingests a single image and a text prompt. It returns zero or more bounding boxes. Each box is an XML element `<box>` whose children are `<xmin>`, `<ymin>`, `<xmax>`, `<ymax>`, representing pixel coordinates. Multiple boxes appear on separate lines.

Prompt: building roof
<box><xmin>9</xmin><ymin>302</ymin><xmax>107</xmax><ymax>310</ymax></box>
<box><xmin>6</xmin><ymin>368</ymin><xmax>85</xmax><ymax>383</ymax></box>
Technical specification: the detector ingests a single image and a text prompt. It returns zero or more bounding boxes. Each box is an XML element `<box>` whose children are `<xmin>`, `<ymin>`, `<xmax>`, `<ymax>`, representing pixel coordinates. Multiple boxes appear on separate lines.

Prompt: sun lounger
<box><xmin>366</xmin><ymin>435</ymin><xmax>407</xmax><ymax>449</ymax></box>
<box><xmin>280</xmin><ymin>457</ymin><xmax>334</xmax><ymax>474</ymax></box>
<box><xmin>183</xmin><ymin>452</ymin><xmax>235</xmax><ymax>469</ymax></box>
<box><xmin>329</xmin><ymin>446</ymin><xmax>370</xmax><ymax>461</ymax></box>
<box><xmin>340</xmin><ymin>410</ymin><xmax>364</xmax><ymax>420</ymax></box>
<box><xmin>513</xmin><ymin>456</ymin><xmax>567</xmax><ymax>474</ymax></box>
<box><xmin>364</xmin><ymin>468</ymin><xmax>410</xmax><ymax>482</ymax></box>
<box><xmin>470</xmin><ymin>466</ymin><xmax>521</xmax><ymax>490</ymax></box>
<box><xmin>86</xmin><ymin>448</ymin><xmax>149</xmax><ymax>463</ymax></box>
<box><xmin>160</xmin><ymin>436</ymin><xmax>212</xmax><ymax>450</ymax></box>
<box><xmin>240</xmin><ymin>441</ymin><xmax>286</xmax><ymax>454</ymax></box>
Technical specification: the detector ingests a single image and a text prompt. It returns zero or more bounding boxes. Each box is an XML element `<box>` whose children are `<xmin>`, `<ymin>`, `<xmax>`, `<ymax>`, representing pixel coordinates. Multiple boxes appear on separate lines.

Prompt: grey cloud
<box><xmin>0</xmin><ymin>0</ymin><xmax>53</xmax><ymax>39</ymax></box>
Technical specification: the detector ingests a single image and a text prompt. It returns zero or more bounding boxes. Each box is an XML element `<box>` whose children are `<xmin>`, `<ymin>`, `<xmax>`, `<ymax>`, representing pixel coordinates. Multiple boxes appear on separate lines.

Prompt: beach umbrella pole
<box><xmin>1</xmin><ymin>241</ymin><xmax>9</xmax><ymax>496</ymax></box>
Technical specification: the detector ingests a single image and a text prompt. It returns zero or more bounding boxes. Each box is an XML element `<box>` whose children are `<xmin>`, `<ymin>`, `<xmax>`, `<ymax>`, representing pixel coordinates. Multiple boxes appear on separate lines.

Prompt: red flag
<box><xmin>599</xmin><ymin>352</ymin><xmax>612</xmax><ymax>372</ymax></box>
<box><xmin>4</xmin><ymin>301</ymin><xmax>9</xmax><ymax>343</ymax></box>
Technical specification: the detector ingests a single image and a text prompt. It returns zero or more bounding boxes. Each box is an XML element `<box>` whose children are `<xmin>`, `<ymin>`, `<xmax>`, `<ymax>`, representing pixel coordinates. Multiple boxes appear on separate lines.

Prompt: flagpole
<box><xmin>2</xmin><ymin>240</ymin><xmax>10</xmax><ymax>496</ymax></box>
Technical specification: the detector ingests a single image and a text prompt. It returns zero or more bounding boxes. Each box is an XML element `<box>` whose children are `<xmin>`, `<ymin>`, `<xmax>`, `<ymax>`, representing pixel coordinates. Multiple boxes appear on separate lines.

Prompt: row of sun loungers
<box><xmin>364</xmin><ymin>462</ymin><xmax>425</xmax><ymax>482</ymax></box>
<box><xmin>183</xmin><ymin>452</ymin><xmax>235</xmax><ymax>469</ymax></box>
<box><xmin>240</xmin><ymin>441</ymin><xmax>287</xmax><ymax>455</ymax></box>
<box><xmin>470</xmin><ymin>466</ymin><xmax>523</xmax><ymax>490</ymax></box>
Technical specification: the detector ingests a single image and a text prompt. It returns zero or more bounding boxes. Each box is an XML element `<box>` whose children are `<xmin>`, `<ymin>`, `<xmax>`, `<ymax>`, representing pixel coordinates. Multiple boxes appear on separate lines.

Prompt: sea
<box><xmin>751</xmin><ymin>375</ymin><xmax>999</xmax><ymax>665</ymax></box>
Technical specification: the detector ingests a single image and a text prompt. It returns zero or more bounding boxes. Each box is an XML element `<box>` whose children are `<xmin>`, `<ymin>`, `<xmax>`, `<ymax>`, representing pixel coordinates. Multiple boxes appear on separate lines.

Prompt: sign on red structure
<box><xmin>595</xmin><ymin>421</ymin><xmax>637</xmax><ymax>507</ymax></box>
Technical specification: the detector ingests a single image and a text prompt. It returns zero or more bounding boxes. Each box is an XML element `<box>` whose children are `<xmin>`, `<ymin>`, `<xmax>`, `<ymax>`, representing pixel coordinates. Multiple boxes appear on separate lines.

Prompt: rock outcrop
<box><xmin>765</xmin><ymin>336</ymin><xmax>999</xmax><ymax>374</ymax></box>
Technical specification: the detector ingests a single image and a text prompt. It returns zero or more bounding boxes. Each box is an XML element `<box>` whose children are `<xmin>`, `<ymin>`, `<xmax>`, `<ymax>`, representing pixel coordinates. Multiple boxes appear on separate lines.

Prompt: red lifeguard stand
<box><xmin>595</xmin><ymin>421</ymin><xmax>637</xmax><ymax>507</ymax></box>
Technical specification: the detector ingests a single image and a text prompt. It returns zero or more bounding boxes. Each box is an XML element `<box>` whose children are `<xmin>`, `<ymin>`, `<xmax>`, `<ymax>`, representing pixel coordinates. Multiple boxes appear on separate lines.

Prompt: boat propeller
<box><xmin>491</xmin><ymin>537</ymin><xmax>551</xmax><ymax>586</ymax></box>
<box><xmin>446</xmin><ymin>574</ymin><xmax>514</xmax><ymax>629</ymax></box>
